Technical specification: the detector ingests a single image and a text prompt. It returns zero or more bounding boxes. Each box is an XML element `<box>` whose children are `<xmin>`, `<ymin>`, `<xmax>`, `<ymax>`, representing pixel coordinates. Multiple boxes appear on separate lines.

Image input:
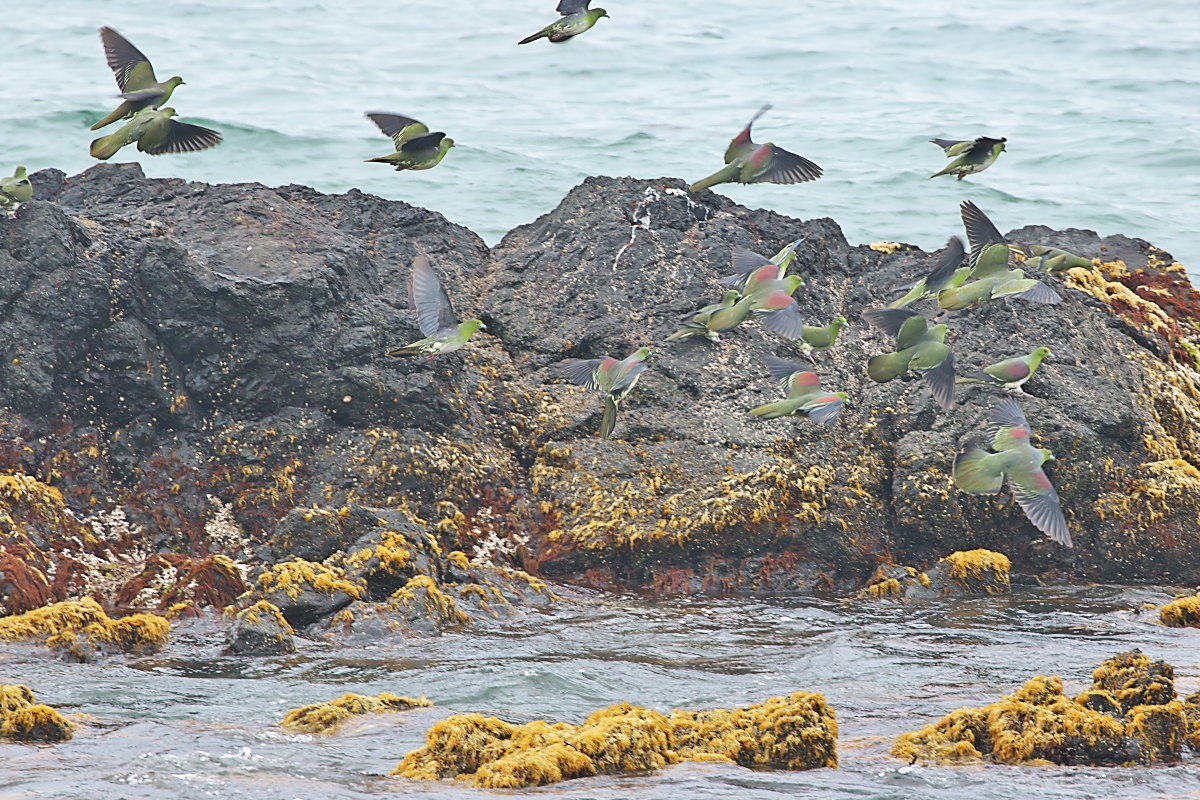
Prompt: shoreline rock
<box><xmin>3</xmin><ymin>165</ymin><xmax>1200</xmax><ymax>620</ymax></box>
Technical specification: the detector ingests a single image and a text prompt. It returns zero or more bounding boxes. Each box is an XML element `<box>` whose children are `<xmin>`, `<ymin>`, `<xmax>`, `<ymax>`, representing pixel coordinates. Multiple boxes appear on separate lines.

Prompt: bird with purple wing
<box><xmin>519</xmin><ymin>0</ymin><xmax>608</xmax><ymax>44</ymax></box>
<box><xmin>689</xmin><ymin>105</ymin><xmax>823</xmax><ymax>193</ymax></box>
<box><xmin>750</xmin><ymin>356</ymin><xmax>848</xmax><ymax>425</ymax></box>
<box><xmin>365</xmin><ymin>113</ymin><xmax>454</xmax><ymax>172</ymax></box>
<box><xmin>957</xmin><ymin>347</ymin><xmax>1053</xmax><ymax>395</ymax></box>
<box><xmin>387</xmin><ymin>256</ymin><xmax>485</xmax><ymax>357</ymax></box>
<box><xmin>91</xmin><ymin>27</ymin><xmax>185</xmax><ymax>131</ymax></box>
<box><xmin>953</xmin><ymin>397</ymin><xmax>1071</xmax><ymax>547</ymax></box>
<box><xmin>555</xmin><ymin>346</ymin><xmax>650</xmax><ymax>438</ymax></box>
<box><xmin>863</xmin><ymin>308</ymin><xmax>956</xmax><ymax>412</ymax></box>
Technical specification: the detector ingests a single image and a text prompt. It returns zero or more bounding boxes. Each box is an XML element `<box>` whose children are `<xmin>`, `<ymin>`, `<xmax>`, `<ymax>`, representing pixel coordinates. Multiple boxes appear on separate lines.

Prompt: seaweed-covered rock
<box><xmin>916</xmin><ymin>549</ymin><xmax>1012</xmax><ymax>596</ymax></box>
<box><xmin>895</xmin><ymin>651</ymin><xmax>1187</xmax><ymax>766</ymax></box>
<box><xmin>0</xmin><ymin>597</ymin><xmax>170</xmax><ymax>658</ymax></box>
<box><xmin>225</xmin><ymin>600</ymin><xmax>296</xmax><ymax>656</ymax></box>
<box><xmin>1158</xmin><ymin>594</ymin><xmax>1200</xmax><ymax>627</ymax></box>
<box><xmin>279</xmin><ymin>692</ymin><xmax>432</xmax><ymax>733</ymax></box>
<box><xmin>0</xmin><ymin>684</ymin><xmax>72</xmax><ymax>742</ymax></box>
<box><xmin>395</xmin><ymin>691</ymin><xmax>836</xmax><ymax>789</ymax></box>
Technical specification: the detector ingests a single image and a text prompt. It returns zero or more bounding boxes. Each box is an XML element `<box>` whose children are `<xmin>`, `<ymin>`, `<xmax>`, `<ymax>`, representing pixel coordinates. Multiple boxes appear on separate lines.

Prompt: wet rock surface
<box><xmin>2</xmin><ymin>165</ymin><xmax>1200</xmax><ymax>622</ymax></box>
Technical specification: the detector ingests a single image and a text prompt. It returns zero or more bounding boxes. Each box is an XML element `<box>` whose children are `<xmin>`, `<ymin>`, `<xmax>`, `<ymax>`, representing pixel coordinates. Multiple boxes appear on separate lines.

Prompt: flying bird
<box><xmin>938</xmin><ymin>202</ymin><xmax>1061</xmax><ymax>309</ymax></box>
<box><xmin>365</xmin><ymin>113</ymin><xmax>454</xmax><ymax>171</ymax></box>
<box><xmin>953</xmin><ymin>397</ymin><xmax>1071</xmax><ymax>547</ymax></box>
<box><xmin>888</xmin><ymin>236</ymin><xmax>970</xmax><ymax>309</ymax></box>
<box><xmin>89</xmin><ymin>107</ymin><xmax>221</xmax><ymax>160</ymax></box>
<box><xmin>750</xmin><ymin>356</ymin><xmax>847</xmax><ymax>425</ymax></box>
<box><xmin>863</xmin><ymin>308</ymin><xmax>956</xmax><ymax>412</ymax></box>
<box><xmin>555</xmin><ymin>346</ymin><xmax>650</xmax><ymax>439</ymax></box>
<box><xmin>0</xmin><ymin>166</ymin><xmax>33</xmax><ymax>213</ymax></box>
<box><xmin>665</xmin><ymin>290</ymin><xmax>748</xmax><ymax>342</ymax></box>
<box><xmin>387</xmin><ymin>255</ymin><xmax>486</xmax><ymax>357</ymax></box>
<box><xmin>958</xmin><ymin>347</ymin><xmax>1053</xmax><ymax>395</ymax></box>
<box><xmin>929</xmin><ymin>136</ymin><xmax>1006</xmax><ymax>180</ymax></box>
<box><xmin>718</xmin><ymin>237</ymin><xmax>806</xmax><ymax>292</ymax></box>
<box><xmin>91</xmin><ymin>27</ymin><xmax>185</xmax><ymax>131</ymax></box>
<box><xmin>519</xmin><ymin>0</ymin><xmax>609</xmax><ymax>44</ymax></box>
<box><xmin>689</xmin><ymin>105</ymin><xmax>822</xmax><ymax>193</ymax></box>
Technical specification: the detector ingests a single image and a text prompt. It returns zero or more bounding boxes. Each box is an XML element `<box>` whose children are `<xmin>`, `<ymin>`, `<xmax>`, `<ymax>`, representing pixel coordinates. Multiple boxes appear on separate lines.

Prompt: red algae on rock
<box><xmin>395</xmin><ymin>692</ymin><xmax>837</xmax><ymax>789</ymax></box>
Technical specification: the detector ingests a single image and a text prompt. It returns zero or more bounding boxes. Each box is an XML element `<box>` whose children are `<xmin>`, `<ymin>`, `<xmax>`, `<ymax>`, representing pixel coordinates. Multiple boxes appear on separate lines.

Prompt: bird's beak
<box><xmin>480</xmin><ymin>322</ymin><xmax>488</xmax><ymax>330</ymax></box>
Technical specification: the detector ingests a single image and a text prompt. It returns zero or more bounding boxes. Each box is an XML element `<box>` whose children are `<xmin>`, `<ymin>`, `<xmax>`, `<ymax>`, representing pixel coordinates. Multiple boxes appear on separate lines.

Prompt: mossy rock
<box><xmin>225</xmin><ymin>600</ymin><xmax>296</xmax><ymax>656</ymax></box>
<box><xmin>0</xmin><ymin>597</ymin><xmax>169</xmax><ymax>657</ymax></box>
<box><xmin>279</xmin><ymin>692</ymin><xmax>432</xmax><ymax>733</ymax></box>
<box><xmin>0</xmin><ymin>685</ymin><xmax>72</xmax><ymax>742</ymax></box>
<box><xmin>1159</xmin><ymin>595</ymin><xmax>1200</xmax><ymax>627</ymax></box>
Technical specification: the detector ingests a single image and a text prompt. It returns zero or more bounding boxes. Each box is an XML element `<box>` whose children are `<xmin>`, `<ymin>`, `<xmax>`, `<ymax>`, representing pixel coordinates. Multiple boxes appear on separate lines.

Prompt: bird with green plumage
<box><xmin>1014</xmin><ymin>243</ymin><xmax>1095</xmax><ymax>273</ymax></box>
<box><xmin>792</xmin><ymin>316</ymin><xmax>848</xmax><ymax>361</ymax></box>
<box><xmin>888</xmin><ymin>236</ymin><xmax>970</xmax><ymax>308</ymax></box>
<box><xmin>665</xmin><ymin>290</ymin><xmax>746</xmax><ymax>342</ymax></box>
<box><xmin>365</xmin><ymin>113</ymin><xmax>454</xmax><ymax>172</ymax></box>
<box><xmin>387</xmin><ymin>255</ymin><xmax>486</xmax><ymax>357</ymax></box>
<box><xmin>718</xmin><ymin>237</ymin><xmax>806</xmax><ymax>292</ymax></box>
<box><xmin>937</xmin><ymin>201</ymin><xmax>1061</xmax><ymax>310</ymax></box>
<box><xmin>90</xmin><ymin>27</ymin><xmax>185</xmax><ymax>131</ymax></box>
<box><xmin>0</xmin><ymin>166</ymin><xmax>33</xmax><ymax>214</ymax></box>
<box><xmin>957</xmin><ymin>346</ymin><xmax>1053</xmax><ymax>395</ymax></box>
<box><xmin>555</xmin><ymin>346</ymin><xmax>650</xmax><ymax>439</ymax></box>
<box><xmin>89</xmin><ymin>107</ymin><xmax>222</xmax><ymax>160</ymax></box>
<box><xmin>519</xmin><ymin>0</ymin><xmax>609</xmax><ymax>44</ymax></box>
<box><xmin>689</xmin><ymin>105</ymin><xmax>823</xmax><ymax>193</ymax></box>
<box><xmin>750</xmin><ymin>356</ymin><xmax>848</xmax><ymax>425</ymax></box>
<box><xmin>929</xmin><ymin>136</ymin><xmax>1006</xmax><ymax>180</ymax></box>
<box><xmin>742</xmin><ymin>266</ymin><xmax>808</xmax><ymax>340</ymax></box>
<box><xmin>953</xmin><ymin>397</ymin><xmax>1071</xmax><ymax>547</ymax></box>
<box><xmin>863</xmin><ymin>307</ymin><xmax>956</xmax><ymax>412</ymax></box>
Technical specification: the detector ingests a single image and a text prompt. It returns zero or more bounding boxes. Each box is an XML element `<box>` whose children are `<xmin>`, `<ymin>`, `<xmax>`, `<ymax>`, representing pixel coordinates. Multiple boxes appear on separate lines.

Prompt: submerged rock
<box><xmin>2</xmin><ymin>166</ymin><xmax>1200</xmax><ymax>610</ymax></box>
<box><xmin>279</xmin><ymin>691</ymin><xmax>432</xmax><ymax>733</ymax></box>
<box><xmin>395</xmin><ymin>691</ymin><xmax>837</xmax><ymax>789</ymax></box>
<box><xmin>894</xmin><ymin>650</ymin><xmax>1190</xmax><ymax>766</ymax></box>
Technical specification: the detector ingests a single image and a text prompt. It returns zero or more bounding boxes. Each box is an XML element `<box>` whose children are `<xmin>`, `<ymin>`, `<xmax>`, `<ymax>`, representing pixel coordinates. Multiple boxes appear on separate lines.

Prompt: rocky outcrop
<box><xmin>3</xmin><ymin>165</ymin><xmax>1200</xmax><ymax>619</ymax></box>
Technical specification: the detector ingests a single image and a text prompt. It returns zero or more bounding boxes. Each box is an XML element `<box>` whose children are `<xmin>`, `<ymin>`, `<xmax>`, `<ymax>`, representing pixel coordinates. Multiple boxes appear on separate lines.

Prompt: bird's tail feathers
<box><xmin>599</xmin><ymin>395</ymin><xmax>619</xmax><ymax>438</ymax></box>
<box><xmin>749</xmin><ymin>400</ymin><xmax>795</xmax><ymax>419</ymax></box>
<box><xmin>867</xmin><ymin>350</ymin><xmax>912</xmax><ymax>383</ymax></box>
<box><xmin>89</xmin><ymin>133</ymin><xmax>124</xmax><ymax>160</ymax></box>
<box><xmin>953</xmin><ymin>445</ymin><xmax>1006</xmax><ymax>495</ymax></box>
<box><xmin>688</xmin><ymin>164</ymin><xmax>739</xmax><ymax>193</ymax></box>
<box><xmin>90</xmin><ymin>107</ymin><xmax>127</xmax><ymax>131</ymax></box>
<box><xmin>518</xmin><ymin>29</ymin><xmax>548</xmax><ymax>44</ymax></box>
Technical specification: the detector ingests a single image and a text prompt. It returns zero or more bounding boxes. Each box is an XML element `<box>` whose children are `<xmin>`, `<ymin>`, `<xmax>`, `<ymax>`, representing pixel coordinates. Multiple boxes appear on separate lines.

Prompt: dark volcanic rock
<box><xmin>2</xmin><ymin>167</ymin><xmax>1200</xmax><ymax>612</ymax></box>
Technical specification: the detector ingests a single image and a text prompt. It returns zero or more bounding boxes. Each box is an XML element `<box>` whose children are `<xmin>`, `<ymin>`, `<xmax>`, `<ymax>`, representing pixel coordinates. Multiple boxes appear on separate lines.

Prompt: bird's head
<box><xmin>167</xmin><ymin>76</ymin><xmax>185</xmax><ymax>88</ymax></box>
<box><xmin>443</xmin><ymin>138</ymin><xmax>456</xmax><ymax>150</ymax></box>
<box><xmin>1041</xmin><ymin>447</ymin><xmax>1056</xmax><ymax>463</ymax></box>
<box><xmin>160</xmin><ymin>107</ymin><xmax>178</xmax><ymax>117</ymax></box>
<box><xmin>631</xmin><ymin>346</ymin><xmax>651</xmax><ymax>361</ymax></box>
<box><xmin>593</xmin><ymin>8</ymin><xmax>609</xmax><ymax>18</ymax></box>
<box><xmin>1034</xmin><ymin>346</ymin><xmax>1053</xmax><ymax>360</ymax></box>
<box><xmin>13</xmin><ymin>166</ymin><xmax>26</xmax><ymax>179</ymax></box>
<box><xmin>463</xmin><ymin>318</ymin><xmax>486</xmax><ymax>335</ymax></box>
<box><xmin>831</xmin><ymin>315</ymin><xmax>848</xmax><ymax>330</ymax></box>
<box><xmin>781</xmin><ymin>275</ymin><xmax>804</xmax><ymax>294</ymax></box>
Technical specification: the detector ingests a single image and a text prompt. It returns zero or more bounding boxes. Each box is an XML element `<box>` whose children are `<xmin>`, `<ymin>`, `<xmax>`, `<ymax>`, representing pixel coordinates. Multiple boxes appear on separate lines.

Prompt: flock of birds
<box><xmin>0</xmin><ymin>2</ymin><xmax>1098</xmax><ymax>549</ymax></box>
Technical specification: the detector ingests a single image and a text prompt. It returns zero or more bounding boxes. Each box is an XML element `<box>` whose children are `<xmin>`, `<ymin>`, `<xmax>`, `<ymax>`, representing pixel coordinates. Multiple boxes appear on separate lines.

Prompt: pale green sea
<box><xmin>2</xmin><ymin>0</ymin><xmax>1198</xmax><ymax>269</ymax></box>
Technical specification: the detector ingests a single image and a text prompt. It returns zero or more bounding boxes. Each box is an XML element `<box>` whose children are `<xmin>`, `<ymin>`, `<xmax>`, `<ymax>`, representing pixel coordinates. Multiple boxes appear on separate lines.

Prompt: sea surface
<box><xmin>1</xmin><ymin>0</ymin><xmax>1198</xmax><ymax>271</ymax></box>
<box><xmin>3</xmin><ymin>587</ymin><xmax>1200</xmax><ymax>799</ymax></box>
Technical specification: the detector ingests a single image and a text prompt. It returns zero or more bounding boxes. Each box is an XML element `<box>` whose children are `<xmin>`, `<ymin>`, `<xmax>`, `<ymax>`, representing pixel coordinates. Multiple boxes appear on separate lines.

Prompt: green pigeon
<box><xmin>888</xmin><ymin>236</ymin><xmax>970</xmax><ymax>308</ymax></box>
<box><xmin>387</xmin><ymin>255</ymin><xmax>486</xmax><ymax>357</ymax></box>
<box><xmin>929</xmin><ymin>136</ymin><xmax>1006</xmax><ymax>180</ymax></box>
<box><xmin>750</xmin><ymin>356</ymin><xmax>848</xmax><ymax>425</ymax></box>
<box><xmin>795</xmin><ymin>315</ymin><xmax>848</xmax><ymax>360</ymax></box>
<box><xmin>0</xmin><ymin>166</ymin><xmax>33</xmax><ymax>213</ymax></box>
<box><xmin>689</xmin><ymin>105</ymin><xmax>823</xmax><ymax>193</ymax></box>
<box><xmin>365</xmin><ymin>113</ymin><xmax>454</xmax><ymax>171</ymax></box>
<box><xmin>89</xmin><ymin>107</ymin><xmax>222</xmax><ymax>160</ymax></box>
<box><xmin>953</xmin><ymin>397</ymin><xmax>1071</xmax><ymax>547</ymax></box>
<box><xmin>91</xmin><ymin>27</ymin><xmax>185</xmax><ymax>131</ymax></box>
<box><xmin>1014</xmin><ymin>244</ymin><xmax>1094</xmax><ymax>273</ymax></box>
<box><xmin>665</xmin><ymin>290</ymin><xmax>745</xmax><ymax>342</ymax></box>
<box><xmin>718</xmin><ymin>237</ymin><xmax>807</xmax><ymax>291</ymax></box>
<box><xmin>556</xmin><ymin>346</ymin><xmax>650</xmax><ymax>439</ymax></box>
<box><xmin>938</xmin><ymin>202</ymin><xmax>1061</xmax><ymax>309</ymax></box>
<box><xmin>958</xmin><ymin>347</ymin><xmax>1053</xmax><ymax>395</ymax></box>
<box><xmin>863</xmin><ymin>308</ymin><xmax>956</xmax><ymax>412</ymax></box>
<box><xmin>519</xmin><ymin>0</ymin><xmax>609</xmax><ymax>44</ymax></box>
<box><xmin>742</xmin><ymin>266</ymin><xmax>807</xmax><ymax>339</ymax></box>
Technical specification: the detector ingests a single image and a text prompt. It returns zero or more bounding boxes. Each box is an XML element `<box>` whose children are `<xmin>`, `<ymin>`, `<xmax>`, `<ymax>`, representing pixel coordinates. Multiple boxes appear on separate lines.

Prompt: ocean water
<box><xmin>2</xmin><ymin>0</ymin><xmax>1198</xmax><ymax>271</ymax></box>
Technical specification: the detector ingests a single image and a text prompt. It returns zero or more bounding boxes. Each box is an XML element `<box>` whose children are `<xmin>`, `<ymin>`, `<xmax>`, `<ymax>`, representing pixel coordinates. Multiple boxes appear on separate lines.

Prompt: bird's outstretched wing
<box><xmin>100</xmin><ymin>27</ymin><xmax>158</xmax><ymax>92</ymax></box>
<box><xmin>749</xmin><ymin>145</ymin><xmax>823</xmax><ymax>185</ymax></box>
<box><xmin>556</xmin><ymin>358</ymin><xmax>604</xmax><ymax>390</ymax></box>
<box><xmin>408</xmin><ymin>255</ymin><xmax>458</xmax><ymax>338</ymax></box>
<box><xmin>139</xmin><ymin>119</ymin><xmax>222</xmax><ymax>155</ymax></box>
<box><xmin>366</xmin><ymin>112</ymin><xmax>428</xmax><ymax>147</ymax></box>
<box><xmin>557</xmin><ymin>0</ymin><xmax>591</xmax><ymax>13</ymax></box>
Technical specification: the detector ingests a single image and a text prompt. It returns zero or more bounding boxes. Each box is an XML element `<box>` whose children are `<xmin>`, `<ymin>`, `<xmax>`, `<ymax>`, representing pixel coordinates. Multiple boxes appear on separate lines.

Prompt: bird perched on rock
<box><xmin>556</xmin><ymin>346</ymin><xmax>650</xmax><ymax>439</ymax></box>
<box><xmin>365</xmin><ymin>113</ymin><xmax>454</xmax><ymax>172</ymax></box>
<box><xmin>863</xmin><ymin>308</ymin><xmax>956</xmax><ymax>412</ymax></box>
<box><xmin>929</xmin><ymin>136</ymin><xmax>1006</xmax><ymax>180</ymax></box>
<box><xmin>0</xmin><ymin>166</ymin><xmax>33</xmax><ymax>213</ymax></box>
<box><xmin>519</xmin><ymin>0</ymin><xmax>609</xmax><ymax>44</ymax></box>
<box><xmin>795</xmin><ymin>316</ymin><xmax>848</xmax><ymax>359</ymax></box>
<box><xmin>387</xmin><ymin>255</ymin><xmax>486</xmax><ymax>357</ymax></box>
<box><xmin>89</xmin><ymin>107</ymin><xmax>222</xmax><ymax>160</ymax></box>
<box><xmin>938</xmin><ymin>201</ymin><xmax>1061</xmax><ymax>310</ymax></box>
<box><xmin>689</xmin><ymin>105</ymin><xmax>823</xmax><ymax>193</ymax></box>
<box><xmin>718</xmin><ymin>238</ymin><xmax>806</xmax><ymax>291</ymax></box>
<box><xmin>91</xmin><ymin>27</ymin><xmax>185</xmax><ymax>131</ymax></box>
<box><xmin>888</xmin><ymin>236</ymin><xmax>969</xmax><ymax>309</ymax></box>
<box><xmin>1014</xmin><ymin>244</ymin><xmax>1094</xmax><ymax>273</ymax></box>
<box><xmin>957</xmin><ymin>347</ymin><xmax>1052</xmax><ymax>395</ymax></box>
<box><xmin>665</xmin><ymin>290</ymin><xmax>745</xmax><ymax>342</ymax></box>
<box><xmin>750</xmin><ymin>356</ymin><xmax>847</xmax><ymax>425</ymax></box>
<box><xmin>953</xmin><ymin>397</ymin><xmax>1071</xmax><ymax>547</ymax></box>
